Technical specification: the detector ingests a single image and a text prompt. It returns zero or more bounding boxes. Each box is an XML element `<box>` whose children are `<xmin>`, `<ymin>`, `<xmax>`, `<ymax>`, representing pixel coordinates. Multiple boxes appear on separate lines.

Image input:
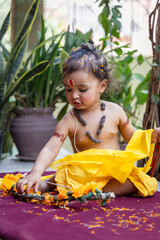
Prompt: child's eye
<box><xmin>79</xmin><ymin>89</ymin><xmax>87</xmax><ymax>92</ymax></box>
<box><xmin>66</xmin><ymin>89</ymin><xmax>72</xmax><ymax>92</ymax></box>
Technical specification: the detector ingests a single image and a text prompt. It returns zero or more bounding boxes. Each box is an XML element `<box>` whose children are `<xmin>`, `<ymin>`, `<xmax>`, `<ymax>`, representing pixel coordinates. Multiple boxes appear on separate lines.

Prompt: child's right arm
<box><xmin>16</xmin><ymin>112</ymin><xmax>72</xmax><ymax>194</ymax></box>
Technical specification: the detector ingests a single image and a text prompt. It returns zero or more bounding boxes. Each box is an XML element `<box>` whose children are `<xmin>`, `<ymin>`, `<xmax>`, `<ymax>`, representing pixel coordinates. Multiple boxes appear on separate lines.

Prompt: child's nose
<box><xmin>72</xmin><ymin>91</ymin><xmax>79</xmax><ymax>99</ymax></box>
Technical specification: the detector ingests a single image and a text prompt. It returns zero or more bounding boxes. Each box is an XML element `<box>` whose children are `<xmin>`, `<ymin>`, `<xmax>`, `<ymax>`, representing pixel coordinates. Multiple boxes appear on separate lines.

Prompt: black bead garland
<box><xmin>73</xmin><ymin>102</ymin><xmax>106</xmax><ymax>144</ymax></box>
<box><xmin>86</xmin><ymin>131</ymin><xmax>102</xmax><ymax>143</ymax></box>
<box><xmin>74</xmin><ymin>108</ymin><xmax>87</xmax><ymax>126</ymax></box>
<box><xmin>97</xmin><ymin>115</ymin><xmax>106</xmax><ymax>137</ymax></box>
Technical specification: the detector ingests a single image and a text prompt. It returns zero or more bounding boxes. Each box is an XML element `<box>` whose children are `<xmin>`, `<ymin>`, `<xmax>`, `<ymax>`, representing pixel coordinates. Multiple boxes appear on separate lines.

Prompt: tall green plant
<box><xmin>14</xmin><ymin>15</ymin><xmax>65</xmax><ymax>108</ymax></box>
<box><xmin>0</xmin><ymin>0</ymin><xmax>50</xmax><ymax>131</ymax></box>
<box><xmin>96</xmin><ymin>0</ymin><xmax>150</xmax><ymax>128</ymax></box>
<box><xmin>14</xmin><ymin>22</ymin><xmax>93</xmax><ymax>121</ymax></box>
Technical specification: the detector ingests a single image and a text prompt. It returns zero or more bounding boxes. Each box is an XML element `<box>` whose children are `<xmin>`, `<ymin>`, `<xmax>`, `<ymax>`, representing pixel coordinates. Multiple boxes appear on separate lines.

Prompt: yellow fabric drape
<box><xmin>0</xmin><ymin>129</ymin><xmax>157</xmax><ymax>197</ymax></box>
<box><xmin>49</xmin><ymin>129</ymin><xmax>157</xmax><ymax>197</ymax></box>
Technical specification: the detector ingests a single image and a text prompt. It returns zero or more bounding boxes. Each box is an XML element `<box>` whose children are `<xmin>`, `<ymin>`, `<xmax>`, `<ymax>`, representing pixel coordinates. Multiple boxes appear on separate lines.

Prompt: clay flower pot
<box><xmin>10</xmin><ymin>107</ymin><xmax>57</xmax><ymax>160</ymax></box>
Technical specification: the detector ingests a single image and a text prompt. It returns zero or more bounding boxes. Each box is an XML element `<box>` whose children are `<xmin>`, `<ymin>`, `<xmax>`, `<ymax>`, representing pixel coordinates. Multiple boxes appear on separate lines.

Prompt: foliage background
<box><xmin>0</xmin><ymin>0</ymin><xmax>157</xmax><ymax>153</ymax></box>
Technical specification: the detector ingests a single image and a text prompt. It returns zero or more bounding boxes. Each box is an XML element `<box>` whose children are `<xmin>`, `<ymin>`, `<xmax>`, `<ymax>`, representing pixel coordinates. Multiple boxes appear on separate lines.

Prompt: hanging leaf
<box><xmin>0</xmin><ymin>11</ymin><xmax>10</xmax><ymax>43</ymax></box>
<box><xmin>57</xmin><ymin>103</ymin><xmax>69</xmax><ymax>121</ymax></box>
<box><xmin>151</xmin><ymin>94</ymin><xmax>160</xmax><ymax>104</ymax></box>
<box><xmin>114</xmin><ymin>48</ymin><xmax>123</xmax><ymax>56</ymax></box>
<box><xmin>98</xmin><ymin>12</ymin><xmax>110</xmax><ymax>36</ymax></box>
<box><xmin>155</xmin><ymin>45</ymin><xmax>160</xmax><ymax>53</ymax></box>
<box><xmin>151</xmin><ymin>62</ymin><xmax>159</xmax><ymax>67</ymax></box>
<box><xmin>137</xmin><ymin>54</ymin><xmax>144</xmax><ymax>65</ymax></box>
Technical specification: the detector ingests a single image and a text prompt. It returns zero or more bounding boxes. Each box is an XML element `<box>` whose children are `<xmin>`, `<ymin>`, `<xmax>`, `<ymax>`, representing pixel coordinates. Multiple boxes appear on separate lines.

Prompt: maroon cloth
<box><xmin>0</xmin><ymin>172</ymin><xmax>160</xmax><ymax>240</ymax></box>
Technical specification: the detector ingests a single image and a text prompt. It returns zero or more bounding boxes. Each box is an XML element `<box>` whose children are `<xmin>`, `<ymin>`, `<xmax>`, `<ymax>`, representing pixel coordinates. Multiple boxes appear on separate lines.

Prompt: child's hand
<box><xmin>16</xmin><ymin>172</ymin><xmax>41</xmax><ymax>194</ymax></box>
<box><xmin>151</xmin><ymin>128</ymin><xmax>160</xmax><ymax>143</ymax></box>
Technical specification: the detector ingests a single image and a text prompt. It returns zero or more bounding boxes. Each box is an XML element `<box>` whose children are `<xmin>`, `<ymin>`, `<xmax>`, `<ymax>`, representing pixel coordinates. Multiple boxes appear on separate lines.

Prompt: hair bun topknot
<box><xmin>81</xmin><ymin>40</ymin><xmax>96</xmax><ymax>51</ymax></box>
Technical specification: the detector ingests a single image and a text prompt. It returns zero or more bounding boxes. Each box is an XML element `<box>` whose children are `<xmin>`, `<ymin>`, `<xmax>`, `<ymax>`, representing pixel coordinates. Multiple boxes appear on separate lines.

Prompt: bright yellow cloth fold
<box><xmin>50</xmin><ymin>129</ymin><xmax>157</xmax><ymax>197</ymax></box>
<box><xmin>0</xmin><ymin>130</ymin><xmax>157</xmax><ymax>197</ymax></box>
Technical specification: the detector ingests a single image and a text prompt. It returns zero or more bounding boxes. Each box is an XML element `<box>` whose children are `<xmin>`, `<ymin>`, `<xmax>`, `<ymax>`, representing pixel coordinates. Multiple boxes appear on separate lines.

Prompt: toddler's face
<box><xmin>63</xmin><ymin>70</ymin><xmax>107</xmax><ymax>110</ymax></box>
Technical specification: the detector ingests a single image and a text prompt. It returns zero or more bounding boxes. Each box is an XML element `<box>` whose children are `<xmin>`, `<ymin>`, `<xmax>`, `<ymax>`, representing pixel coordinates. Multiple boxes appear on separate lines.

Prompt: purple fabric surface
<box><xmin>0</xmin><ymin>173</ymin><xmax>160</xmax><ymax>240</ymax></box>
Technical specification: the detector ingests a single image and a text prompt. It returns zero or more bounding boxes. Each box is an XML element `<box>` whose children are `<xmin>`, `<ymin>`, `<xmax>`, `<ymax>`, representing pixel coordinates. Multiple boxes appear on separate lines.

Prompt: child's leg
<box><xmin>102</xmin><ymin>178</ymin><xmax>138</xmax><ymax>195</ymax></box>
<box><xmin>39</xmin><ymin>175</ymin><xmax>56</xmax><ymax>193</ymax></box>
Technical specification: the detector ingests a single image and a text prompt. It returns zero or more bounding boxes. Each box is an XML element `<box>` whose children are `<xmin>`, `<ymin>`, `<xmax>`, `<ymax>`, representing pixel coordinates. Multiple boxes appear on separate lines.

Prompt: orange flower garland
<box><xmin>1</xmin><ymin>173</ymin><xmax>115</xmax><ymax>207</ymax></box>
<box><xmin>2</xmin><ymin>173</ymin><xmax>23</xmax><ymax>192</ymax></box>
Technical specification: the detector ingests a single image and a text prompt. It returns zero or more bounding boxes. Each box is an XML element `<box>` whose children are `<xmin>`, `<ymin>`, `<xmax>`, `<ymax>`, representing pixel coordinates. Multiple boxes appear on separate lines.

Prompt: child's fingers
<box><xmin>26</xmin><ymin>180</ymin><xmax>35</xmax><ymax>194</ymax></box>
<box><xmin>16</xmin><ymin>179</ymin><xmax>26</xmax><ymax>192</ymax></box>
<box><xmin>34</xmin><ymin>182</ymin><xmax>40</xmax><ymax>193</ymax></box>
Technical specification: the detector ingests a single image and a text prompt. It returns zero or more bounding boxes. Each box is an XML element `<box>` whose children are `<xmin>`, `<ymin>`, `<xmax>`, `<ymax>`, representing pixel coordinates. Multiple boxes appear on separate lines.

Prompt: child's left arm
<box><xmin>151</xmin><ymin>128</ymin><xmax>160</xmax><ymax>143</ymax></box>
<box><xmin>117</xmin><ymin>106</ymin><xmax>136</xmax><ymax>143</ymax></box>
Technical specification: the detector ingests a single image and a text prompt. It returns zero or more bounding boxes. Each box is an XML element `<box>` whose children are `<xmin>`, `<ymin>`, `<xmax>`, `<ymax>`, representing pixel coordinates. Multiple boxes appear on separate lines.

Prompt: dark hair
<box><xmin>62</xmin><ymin>40</ymin><xmax>111</xmax><ymax>88</ymax></box>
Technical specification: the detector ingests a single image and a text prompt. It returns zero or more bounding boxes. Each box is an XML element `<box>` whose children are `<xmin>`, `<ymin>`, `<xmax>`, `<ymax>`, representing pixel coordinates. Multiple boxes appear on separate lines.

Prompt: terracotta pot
<box><xmin>10</xmin><ymin>107</ymin><xmax>57</xmax><ymax>160</ymax></box>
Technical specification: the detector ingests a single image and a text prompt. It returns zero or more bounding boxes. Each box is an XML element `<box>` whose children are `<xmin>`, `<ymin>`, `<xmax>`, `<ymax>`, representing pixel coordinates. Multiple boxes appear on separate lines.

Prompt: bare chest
<box><xmin>69</xmin><ymin>112</ymin><xmax>119</xmax><ymax>151</ymax></box>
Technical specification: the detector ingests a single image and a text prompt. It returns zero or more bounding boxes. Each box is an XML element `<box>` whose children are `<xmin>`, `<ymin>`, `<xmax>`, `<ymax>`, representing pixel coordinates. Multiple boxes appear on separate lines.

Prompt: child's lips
<box><xmin>73</xmin><ymin>101</ymin><xmax>81</xmax><ymax>106</ymax></box>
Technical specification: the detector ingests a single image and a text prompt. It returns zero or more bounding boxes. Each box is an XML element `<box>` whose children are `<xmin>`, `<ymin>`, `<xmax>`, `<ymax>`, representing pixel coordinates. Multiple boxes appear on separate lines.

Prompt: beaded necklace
<box><xmin>73</xmin><ymin>102</ymin><xmax>106</xmax><ymax>144</ymax></box>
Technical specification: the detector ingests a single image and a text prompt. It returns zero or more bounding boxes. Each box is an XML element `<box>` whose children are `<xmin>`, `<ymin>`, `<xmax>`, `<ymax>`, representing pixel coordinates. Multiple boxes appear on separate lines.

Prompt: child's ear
<box><xmin>99</xmin><ymin>79</ymin><xmax>108</xmax><ymax>93</ymax></box>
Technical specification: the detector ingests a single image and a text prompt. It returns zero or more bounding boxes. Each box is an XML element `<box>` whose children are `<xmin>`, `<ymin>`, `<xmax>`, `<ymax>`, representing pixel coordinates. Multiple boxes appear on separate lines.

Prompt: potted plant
<box><xmin>0</xmin><ymin>0</ymin><xmax>50</xmax><ymax>159</ymax></box>
<box><xmin>10</xmin><ymin>15</ymin><xmax>64</xmax><ymax>160</ymax></box>
<box><xmin>10</xmin><ymin>20</ymin><xmax>93</xmax><ymax>160</ymax></box>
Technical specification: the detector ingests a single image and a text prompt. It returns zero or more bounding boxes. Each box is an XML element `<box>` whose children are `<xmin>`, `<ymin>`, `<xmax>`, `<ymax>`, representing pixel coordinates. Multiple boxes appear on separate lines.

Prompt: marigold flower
<box><xmin>2</xmin><ymin>173</ymin><xmax>23</xmax><ymax>192</ymax></box>
<box><xmin>71</xmin><ymin>185</ymin><xmax>85</xmax><ymax>198</ymax></box>
<box><xmin>57</xmin><ymin>189</ymin><xmax>68</xmax><ymax>200</ymax></box>
<box><xmin>43</xmin><ymin>193</ymin><xmax>53</xmax><ymax>205</ymax></box>
<box><xmin>83</xmin><ymin>181</ymin><xmax>97</xmax><ymax>195</ymax></box>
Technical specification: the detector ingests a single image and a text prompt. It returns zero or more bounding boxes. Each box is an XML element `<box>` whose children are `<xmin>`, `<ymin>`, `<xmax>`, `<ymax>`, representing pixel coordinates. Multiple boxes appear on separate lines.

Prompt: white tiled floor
<box><xmin>0</xmin><ymin>148</ymin><xmax>70</xmax><ymax>173</ymax></box>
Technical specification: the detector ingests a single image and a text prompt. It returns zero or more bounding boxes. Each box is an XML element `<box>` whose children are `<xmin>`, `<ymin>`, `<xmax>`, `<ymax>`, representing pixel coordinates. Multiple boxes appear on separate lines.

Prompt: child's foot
<box><xmin>39</xmin><ymin>175</ymin><xmax>56</xmax><ymax>193</ymax></box>
<box><xmin>39</xmin><ymin>181</ymin><xmax>50</xmax><ymax>193</ymax></box>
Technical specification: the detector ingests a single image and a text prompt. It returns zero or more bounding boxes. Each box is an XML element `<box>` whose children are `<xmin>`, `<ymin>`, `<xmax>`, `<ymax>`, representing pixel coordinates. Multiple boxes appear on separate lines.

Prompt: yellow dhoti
<box><xmin>50</xmin><ymin>130</ymin><xmax>157</xmax><ymax>197</ymax></box>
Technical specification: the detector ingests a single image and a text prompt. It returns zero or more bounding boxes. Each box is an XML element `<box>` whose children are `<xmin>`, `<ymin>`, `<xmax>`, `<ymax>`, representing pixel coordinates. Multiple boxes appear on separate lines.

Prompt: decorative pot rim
<box><xmin>13</xmin><ymin>107</ymin><xmax>55</xmax><ymax>115</ymax></box>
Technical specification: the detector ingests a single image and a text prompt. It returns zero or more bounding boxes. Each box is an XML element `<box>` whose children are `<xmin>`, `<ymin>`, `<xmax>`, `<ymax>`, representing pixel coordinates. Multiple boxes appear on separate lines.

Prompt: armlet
<box><xmin>53</xmin><ymin>132</ymin><xmax>65</xmax><ymax>143</ymax></box>
<box><xmin>122</xmin><ymin>119</ymin><xmax>129</xmax><ymax>128</ymax></box>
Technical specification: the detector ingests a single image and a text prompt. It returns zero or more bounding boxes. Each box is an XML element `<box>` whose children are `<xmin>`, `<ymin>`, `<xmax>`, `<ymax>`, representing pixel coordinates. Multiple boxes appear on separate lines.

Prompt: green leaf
<box><xmin>98</xmin><ymin>12</ymin><xmax>110</xmax><ymax>36</ymax></box>
<box><xmin>151</xmin><ymin>94</ymin><xmax>160</xmax><ymax>104</ymax></box>
<box><xmin>26</xmin><ymin>61</ymin><xmax>50</xmax><ymax>82</ymax></box>
<box><xmin>12</xmin><ymin>0</ymin><xmax>40</xmax><ymax>52</ymax></box>
<box><xmin>23</xmin><ymin>33</ymin><xmax>62</xmax><ymax>70</ymax></box>
<box><xmin>151</xmin><ymin>62</ymin><xmax>159</xmax><ymax>67</ymax></box>
<box><xmin>135</xmin><ymin>90</ymin><xmax>148</xmax><ymax>105</ymax></box>
<box><xmin>127</xmin><ymin>50</ymin><xmax>137</xmax><ymax>55</ymax></box>
<box><xmin>111</xmin><ymin>28</ymin><xmax>120</xmax><ymax>39</ymax></box>
<box><xmin>7</xmin><ymin>41</ymin><xmax>27</xmax><ymax>85</ymax></box>
<box><xmin>57</xmin><ymin>103</ymin><xmax>69</xmax><ymax>121</ymax></box>
<box><xmin>2</xmin><ymin>0</ymin><xmax>40</xmax><ymax>91</ymax></box>
<box><xmin>133</xmin><ymin>73</ymin><xmax>145</xmax><ymax>82</ymax></box>
<box><xmin>137</xmin><ymin>54</ymin><xmax>144</xmax><ymax>65</ymax></box>
<box><xmin>155</xmin><ymin>45</ymin><xmax>160</xmax><ymax>53</ymax></box>
<box><xmin>123</xmin><ymin>55</ymin><xmax>133</xmax><ymax>64</ymax></box>
<box><xmin>76</xmin><ymin>29</ymin><xmax>92</xmax><ymax>43</ymax></box>
<box><xmin>112</xmin><ymin>6</ymin><xmax>122</xmax><ymax>19</ymax></box>
<box><xmin>83</xmin><ymin>29</ymin><xmax>93</xmax><ymax>41</ymax></box>
<box><xmin>0</xmin><ymin>11</ymin><xmax>10</xmax><ymax>43</ymax></box>
<box><xmin>0</xmin><ymin>51</ymin><xmax>4</xmax><ymax>81</ymax></box>
<box><xmin>114</xmin><ymin>48</ymin><xmax>123</xmax><ymax>56</ymax></box>
<box><xmin>0</xmin><ymin>43</ymin><xmax>10</xmax><ymax>62</ymax></box>
<box><xmin>44</xmin><ymin>35</ymin><xmax>64</xmax><ymax>107</ymax></box>
<box><xmin>1</xmin><ymin>61</ymin><xmax>50</xmax><ymax>108</ymax></box>
<box><xmin>113</xmin><ymin>41</ymin><xmax>119</xmax><ymax>45</ymax></box>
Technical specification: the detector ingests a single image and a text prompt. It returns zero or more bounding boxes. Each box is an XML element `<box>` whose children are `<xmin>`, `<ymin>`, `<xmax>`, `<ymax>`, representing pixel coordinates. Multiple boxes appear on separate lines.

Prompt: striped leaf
<box><xmin>0</xmin><ymin>11</ymin><xmax>10</xmax><ymax>43</ymax></box>
<box><xmin>1</xmin><ymin>61</ymin><xmax>50</xmax><ymax>108</ymax></box>
<box><xmin>3</xmin><ymin>0</ymin><xmax>40</xmax><ymax>90</ymax></box>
